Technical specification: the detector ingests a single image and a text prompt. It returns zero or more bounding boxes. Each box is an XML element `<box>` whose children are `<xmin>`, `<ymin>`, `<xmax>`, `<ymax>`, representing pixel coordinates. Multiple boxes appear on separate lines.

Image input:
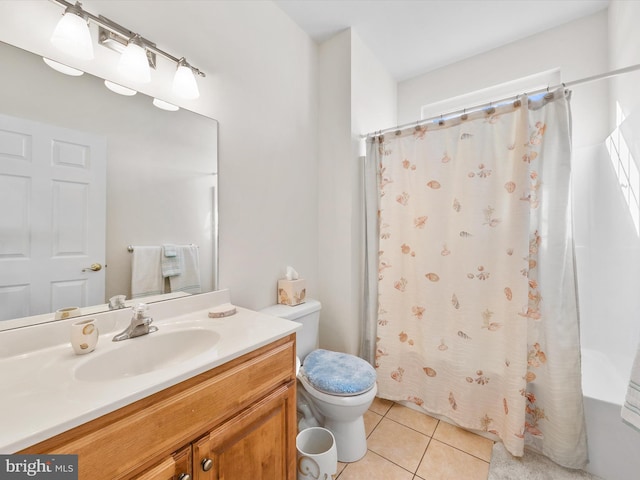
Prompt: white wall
<box><xmin>0</xmin><ymin>1</ymin><xmax>319</xmax><ymax>311</ymax></box>
<box><xmin>398</xmin><ymin>11</ymin><xmax>609</xmax><ymax>147</ymax></box>
<box><xmin>351</xmin><ymin>33</ymin><xmax>398</xmax><ymax>138</ymax></box>
<box><xmin>197</xmin><ymin>1</ymin><xmax>319</xmax><ymax>311</ymax></box>
<box><xmin>317</xmin><ymin>29</ymin><xmax>396</xmax><ymax>355</ymax></box>
<box><xmin>317</xmin><ymin>30</ymin><xmax>354</xmax><ymax>352</ymax></box>
<box><xmin>609</xmin><ymin>1</ymin><xmax>640</xmax><ymax>114</ymax></box>
<box><xmin>600</xmin><ymin>0</ymin><xmax>640</xmax><ymax>376</ymax></box>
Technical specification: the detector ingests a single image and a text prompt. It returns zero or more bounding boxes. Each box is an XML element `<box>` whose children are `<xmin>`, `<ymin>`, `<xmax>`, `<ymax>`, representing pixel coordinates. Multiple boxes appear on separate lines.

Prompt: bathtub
<box><xmin>581</xmin><ymin>348</ymin><xmax>640</xmax><ymax>480</ymax></box>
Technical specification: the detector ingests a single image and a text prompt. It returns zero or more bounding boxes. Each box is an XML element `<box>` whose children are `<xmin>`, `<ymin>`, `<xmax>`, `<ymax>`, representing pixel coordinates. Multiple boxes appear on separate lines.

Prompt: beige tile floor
<box><xmin>335</xmin><ymin>397</ymin><xmax>494</xmax><ymax>480</ymax></box>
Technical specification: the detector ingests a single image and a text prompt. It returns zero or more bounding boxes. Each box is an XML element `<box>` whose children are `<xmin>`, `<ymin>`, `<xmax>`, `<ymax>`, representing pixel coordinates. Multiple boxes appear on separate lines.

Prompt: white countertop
<box><xmin>0</xmin><ymin>290</ymin><xmax>300</xmax><ymax>452</ymax></box>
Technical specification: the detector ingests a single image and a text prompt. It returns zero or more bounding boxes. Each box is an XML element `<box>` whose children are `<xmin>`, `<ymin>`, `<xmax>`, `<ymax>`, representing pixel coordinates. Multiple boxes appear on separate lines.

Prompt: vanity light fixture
<box><xmin>50</xmin><ymin>1</ymin><xmax>93</xmax><ymax>60</ymax></box>
<box><xmin>42</xmin><ymin>57</ymin><xmax>84</xmax><ymax>76</ymax></box>
<box><xmin>48</xmin><ymin>0</ymin><xmax>205</xmax><ymax>99</ymax></box>
<box><xmin>172</xmin><ymin>58</ymin><xmax>200</xmax><ymax>100</ymax></box>
<box><xmin>117</xmin><ymin>34</ymin><xmax>151</xmax><ymax>84</ymax></box>
<box><xmin>104</xmin><ymin>80</ymin><xmax>137</xmax><ymax>96</ymax></box>
<box><xmin>152</xmin><ymin>98</ymin><xmax>179</xmax><ymax>111</ymax></box>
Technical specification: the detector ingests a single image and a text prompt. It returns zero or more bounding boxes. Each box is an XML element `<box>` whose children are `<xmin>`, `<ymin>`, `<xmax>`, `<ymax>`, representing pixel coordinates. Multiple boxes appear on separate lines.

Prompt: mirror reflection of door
<box><xmin>0</xmin><ymin>113</ymin><xmax>106</xmax><ymax>320</ymax></box>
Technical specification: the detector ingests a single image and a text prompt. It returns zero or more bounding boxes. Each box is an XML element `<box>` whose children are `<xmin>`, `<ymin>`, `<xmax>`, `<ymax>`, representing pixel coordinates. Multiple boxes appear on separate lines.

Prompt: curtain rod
<box><xmin>363</xmin><ymin>62</ymin><xmax>640</xmax><ymax>139</ymax></box>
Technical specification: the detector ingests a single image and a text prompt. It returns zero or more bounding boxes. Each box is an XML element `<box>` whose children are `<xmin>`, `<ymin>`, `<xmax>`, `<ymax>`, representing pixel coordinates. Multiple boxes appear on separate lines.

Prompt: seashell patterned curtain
<box><xmin>362</xmin><ymin>89</ymin><xmax>588</xmax><ymax>468</ymax></box>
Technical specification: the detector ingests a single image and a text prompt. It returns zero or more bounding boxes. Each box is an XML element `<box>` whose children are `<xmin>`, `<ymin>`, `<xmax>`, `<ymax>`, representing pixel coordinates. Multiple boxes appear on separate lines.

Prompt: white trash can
<box><xmin>296</xmin><ymin>427</ymin><xmax>338</xmax><ymax>480</ymax></box>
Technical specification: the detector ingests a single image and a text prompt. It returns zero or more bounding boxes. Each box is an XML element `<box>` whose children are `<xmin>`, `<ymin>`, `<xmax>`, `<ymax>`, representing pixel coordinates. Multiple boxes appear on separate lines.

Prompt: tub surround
<box><xmin>581</xmin><ymin>348</ymin><xmax>640</xmax><ymax>480</ymax></box>
<box><xmin>0</xmin><ymin>289</ymin><xmax>301</xmax><ymax>453</ymax></box>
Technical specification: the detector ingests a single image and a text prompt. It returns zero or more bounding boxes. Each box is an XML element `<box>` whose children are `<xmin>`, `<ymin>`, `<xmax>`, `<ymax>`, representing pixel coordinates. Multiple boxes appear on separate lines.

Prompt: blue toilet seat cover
<box><xmin>303</xmin><ymin>349</ymin><xmax>376</xmax><ymax>396</ymax></box>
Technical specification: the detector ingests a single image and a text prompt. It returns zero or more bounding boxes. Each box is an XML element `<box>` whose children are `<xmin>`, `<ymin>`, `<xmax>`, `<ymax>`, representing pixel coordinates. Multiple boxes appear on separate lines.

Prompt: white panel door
<box><xmin>0</xmin><ymin>113</ymin><xmax>106</xmax><ymax>321</ymax></box>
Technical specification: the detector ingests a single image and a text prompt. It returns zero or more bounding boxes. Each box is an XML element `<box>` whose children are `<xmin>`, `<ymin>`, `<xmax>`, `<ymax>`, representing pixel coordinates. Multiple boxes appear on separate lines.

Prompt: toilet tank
<box><xmin>260</xmin><ymin>299</ymin><xmax>321</xmax><ymax>362</ymax></box>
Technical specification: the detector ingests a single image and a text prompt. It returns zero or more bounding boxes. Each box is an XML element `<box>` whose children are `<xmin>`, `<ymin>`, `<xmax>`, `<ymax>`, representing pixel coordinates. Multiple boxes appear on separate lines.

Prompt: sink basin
<box><xmin>74</xmin><ymin>328</ymin><xmax>220</xmax><ymax>382</ymax></box>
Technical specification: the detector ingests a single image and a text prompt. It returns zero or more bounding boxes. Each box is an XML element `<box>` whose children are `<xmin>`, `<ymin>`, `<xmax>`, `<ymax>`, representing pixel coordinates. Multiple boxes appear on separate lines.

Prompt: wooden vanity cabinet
<box><xmin>20</xmin><ymin>334</ymin><xmax>297</xmax><ymax>480</ymax></box>
<box><xmin>192</xmin><ymin>383</ymin><xmax>295</xmax><ymax>479</ymax></box>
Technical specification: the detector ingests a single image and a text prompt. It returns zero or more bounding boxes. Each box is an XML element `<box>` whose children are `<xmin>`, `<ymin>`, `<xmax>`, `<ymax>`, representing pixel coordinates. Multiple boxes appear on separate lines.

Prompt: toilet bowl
<box><xmin>260</xmin><ymin>300</ymin><xmax>377</xmax><ymax>463</ymax></box>
<box><xmin>298</xmin><ymin>350</ymin><xmax>378</xmax><ymax>463</ymax></box>
<box><xmin>298</xmin><ymin>378</ymin><xmax>377</xmax><ymax>462</ymax></box>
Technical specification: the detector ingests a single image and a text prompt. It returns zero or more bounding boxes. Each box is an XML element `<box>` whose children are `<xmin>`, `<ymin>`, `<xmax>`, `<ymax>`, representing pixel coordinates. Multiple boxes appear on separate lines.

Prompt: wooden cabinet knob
<box><xmin>201</xmin><ymin>458</ymin><xmax>213</xmax><ymax>472</ymax></box>
<box><xmin>177</xmin><ymin>474</ymin><xmax>191</xmax><ymax>480</ymax></box>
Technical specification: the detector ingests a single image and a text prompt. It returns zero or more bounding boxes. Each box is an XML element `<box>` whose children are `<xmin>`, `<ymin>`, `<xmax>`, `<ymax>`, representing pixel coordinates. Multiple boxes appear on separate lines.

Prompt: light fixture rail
<box><xmin>49</xmin><ymin>0</ymin><xmax>205</xmax><ymax>78</ymax></box>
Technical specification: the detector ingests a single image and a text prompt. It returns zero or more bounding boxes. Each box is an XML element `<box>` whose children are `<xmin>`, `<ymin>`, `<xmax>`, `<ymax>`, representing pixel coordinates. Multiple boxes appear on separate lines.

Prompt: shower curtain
<box><xmin>363</xmin><ymin>89</ymin><xmax>588</xmax><ymax>468</ymax></box>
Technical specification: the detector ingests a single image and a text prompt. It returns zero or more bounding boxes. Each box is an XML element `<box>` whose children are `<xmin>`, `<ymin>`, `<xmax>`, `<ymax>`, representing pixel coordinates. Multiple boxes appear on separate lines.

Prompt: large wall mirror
<box><xmin>0</xmin><ymin>40</ymin><xmax>218</xmax><ymax>331</ymax></box>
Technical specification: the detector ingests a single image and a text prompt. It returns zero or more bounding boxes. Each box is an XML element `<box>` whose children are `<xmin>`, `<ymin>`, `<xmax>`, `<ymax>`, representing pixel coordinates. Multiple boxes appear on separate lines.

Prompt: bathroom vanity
<box><xmin>0</xmin><ymin>290</ymin><xmax>300</xmax><ymax>479</ymax></box>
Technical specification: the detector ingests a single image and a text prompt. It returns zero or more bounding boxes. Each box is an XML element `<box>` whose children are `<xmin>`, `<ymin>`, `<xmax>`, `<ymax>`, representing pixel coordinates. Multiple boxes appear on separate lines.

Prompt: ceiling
<box><xmin>274</xmin><ymin>0</ymin><xmax>609</xmax><ymax>81</ymax></box>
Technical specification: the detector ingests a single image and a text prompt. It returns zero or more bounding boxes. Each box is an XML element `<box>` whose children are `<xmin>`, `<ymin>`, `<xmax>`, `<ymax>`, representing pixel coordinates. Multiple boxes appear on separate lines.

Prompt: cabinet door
<box><xmin>193</xmin><ymin>382</ymin><xmax>296</xmax><ymax>480</ymax></box>
<box><xmin>133</xmin><ymin>445</ymin><xmax>192</xmax><ymax>480</ymax></box>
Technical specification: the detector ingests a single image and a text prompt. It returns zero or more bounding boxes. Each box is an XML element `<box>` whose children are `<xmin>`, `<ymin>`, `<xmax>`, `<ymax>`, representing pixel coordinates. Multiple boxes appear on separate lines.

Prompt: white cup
<box><xmin>70</xmin><ymin>318</ymin><xmax>99</xmax><ymax>355</ymax></box>
<box><xmin>55</xmin><ymin>306</ymin><xmax>82</xmax><ymax>320</ymax></box>
<box><xmin>296</xmin><ymin>427</ymin><xmax>337</xmax><ymax>480</ymax></box>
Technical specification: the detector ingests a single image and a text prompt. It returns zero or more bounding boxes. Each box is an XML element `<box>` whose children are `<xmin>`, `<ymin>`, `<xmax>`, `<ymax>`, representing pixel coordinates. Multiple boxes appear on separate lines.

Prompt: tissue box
<box><xmin>277</xmin><ymin>279</ymin><xmax>306</xmax><ymax>306</ymax></box>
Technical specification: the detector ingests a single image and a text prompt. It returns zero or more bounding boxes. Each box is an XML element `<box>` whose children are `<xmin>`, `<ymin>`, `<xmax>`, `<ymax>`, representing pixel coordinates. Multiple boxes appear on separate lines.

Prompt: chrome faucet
<box><xmin>112</xmin><ymin>303</ymin><xmax>158</xmax><ymax>342</ymax></box>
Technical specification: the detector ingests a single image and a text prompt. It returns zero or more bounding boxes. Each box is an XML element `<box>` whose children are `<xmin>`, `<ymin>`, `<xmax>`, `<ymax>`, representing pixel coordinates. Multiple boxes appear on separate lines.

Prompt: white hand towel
<box><xmin>131</xmin><ymin>246</ymin><xmax>164</xmax><ymax>298</ymax></box>
<box><xmin>169</xmin><ymin>245</ymin><xmax>201</xmax><ymax>294</ymax></box>
<box><xmin>622</xmin><ymin>338</ymin><xmax>640</xmax><ymax>432</ymax></box>
<box><xmin>162</xmin><ymin>244</ymin><xmax>182</xmax><ymax>278</ymax></box>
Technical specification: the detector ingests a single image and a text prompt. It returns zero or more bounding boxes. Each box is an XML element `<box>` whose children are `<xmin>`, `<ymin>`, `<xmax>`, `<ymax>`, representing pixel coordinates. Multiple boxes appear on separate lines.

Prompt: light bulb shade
<box><xmin>117</xmin><ymin>40</ymin><xmax>150</xmax><ymax>83</ymax></box>
<box><xmin>153</xmin><ymin>98</ymin><xmax>179</xmax><ymax>111</ymax></box>
<box><xmin>104</xmin><ymin>80</ymin><xmax>137</xmax><ymax>96</ymax></box>
<box><xmin>43</xmin><ymin>57</ymin><xmax>84</xmax><ymax>76</ymax></box>
<box><xmin>172</xmin><ymin>63</ymin><xmax>199</xmax><ymax>100</ymax></box>
<box><xmin>50</xmin><ymin>11</ymin><xmax>94</xmax><ymax>60</ymax></box>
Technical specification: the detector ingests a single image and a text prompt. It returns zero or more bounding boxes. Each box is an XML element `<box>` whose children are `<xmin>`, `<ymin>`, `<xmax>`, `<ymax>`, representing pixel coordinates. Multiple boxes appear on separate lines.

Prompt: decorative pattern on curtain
<box><xmin>364</xmin><ymin>89</ymin><xmax>587</xmax><ymax>468</ymax></box>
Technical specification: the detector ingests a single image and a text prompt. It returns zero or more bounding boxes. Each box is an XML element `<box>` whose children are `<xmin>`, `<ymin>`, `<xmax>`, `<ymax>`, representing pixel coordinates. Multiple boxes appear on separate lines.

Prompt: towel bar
<box><xmin>127</xmin><ymin>244</ymin><xmax>197</xmax><ymax>252</ymax></box>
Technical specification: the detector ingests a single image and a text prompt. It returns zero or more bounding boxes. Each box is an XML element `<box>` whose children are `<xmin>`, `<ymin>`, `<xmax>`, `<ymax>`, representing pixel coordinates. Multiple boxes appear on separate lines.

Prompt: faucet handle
<box><xmin>108</xmin><ymin>295</ymin><xmax>126</xmax><ymax>310</ymax></box>
<box><xmin>131</xmin><ymin>303</ymin><xmax>149</xmax><ymax>322</ymax></box>
<box><xmin>132</xmin><ymin>303</ymin><xmax>148</xmax><ymax>318</ymax></box>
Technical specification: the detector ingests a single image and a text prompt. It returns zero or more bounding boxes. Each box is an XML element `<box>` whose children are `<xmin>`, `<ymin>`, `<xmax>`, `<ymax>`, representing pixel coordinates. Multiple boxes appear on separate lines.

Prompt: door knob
<box><xmin>201</xmin><ymin>458</ymin><xmax>213</xmax><ymax>471</ymax></box>
<box><xmin>82</xmin><ymin>263</ymin><xmax>103</xmax><ymax>272</ymax></box>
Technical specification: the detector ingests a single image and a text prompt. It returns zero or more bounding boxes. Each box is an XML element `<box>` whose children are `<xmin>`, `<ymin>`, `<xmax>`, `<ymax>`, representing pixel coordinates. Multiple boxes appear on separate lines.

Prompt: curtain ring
<box><xmin>438</xmin><ymin>115</ymin><xmax>445</xmax><ymax>126</ymax></box>
<box><xmin>461</xmin><ymin>108</ymin><xmax>468</xmax><ymax>121</ymax></box>
<box><xmin>513</xmin><ymin>95</ymin><xmax>522</xmax><ymax>108</ymax></box>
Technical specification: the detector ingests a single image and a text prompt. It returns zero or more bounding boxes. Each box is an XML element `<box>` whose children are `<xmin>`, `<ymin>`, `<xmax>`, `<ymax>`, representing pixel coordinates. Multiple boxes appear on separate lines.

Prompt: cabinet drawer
<box><xmin>21</xmin><ymin>335</ymin><xmax>295</xmax><ymax>480</ymax></box>
<box><xmin>133</xmin><ymin>445</ymin><xmax>191</xmax><ymax>480</ymax></box>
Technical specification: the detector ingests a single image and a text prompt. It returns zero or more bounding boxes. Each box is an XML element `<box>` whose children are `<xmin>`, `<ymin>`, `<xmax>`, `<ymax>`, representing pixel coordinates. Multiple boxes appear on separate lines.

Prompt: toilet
<box><xmin>261</xmin><ymin>299</ymin><xmax>377</xmax><ymax>463</ymax></box>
